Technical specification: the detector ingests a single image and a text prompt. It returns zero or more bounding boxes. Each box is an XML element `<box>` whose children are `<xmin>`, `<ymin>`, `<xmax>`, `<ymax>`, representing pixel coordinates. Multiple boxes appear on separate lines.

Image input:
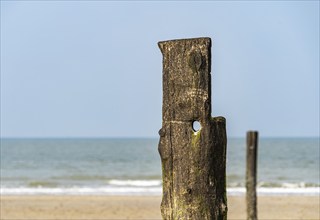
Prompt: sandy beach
<box><xmin>1</xmin><ymin>195</ymin><xmax>319</xmax><ymax>220</ymax></box>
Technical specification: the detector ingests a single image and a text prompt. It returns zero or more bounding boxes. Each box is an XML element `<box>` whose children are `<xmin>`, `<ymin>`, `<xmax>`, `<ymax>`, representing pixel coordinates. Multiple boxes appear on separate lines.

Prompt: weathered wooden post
<box><xmin>158</xmin><ymin>37</ymin><xmax>227</xmax><ymax>220</ymax></box>
<box><xmin>246</xmin><ymin>131</ymin><xmax>259</xmax><ymax>220</ymax></box>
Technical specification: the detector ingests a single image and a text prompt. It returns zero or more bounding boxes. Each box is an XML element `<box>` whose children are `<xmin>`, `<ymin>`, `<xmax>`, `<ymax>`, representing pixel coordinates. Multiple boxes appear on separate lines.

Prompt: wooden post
<box><xmin>246</xmin><ymin>131</ymin><xmax>258</xmax><ymax>220</ymax></box>
<box><xmin>158</xmin><ymin>37</ymin><xmax>227</xmax><ymax>220</ymax></box>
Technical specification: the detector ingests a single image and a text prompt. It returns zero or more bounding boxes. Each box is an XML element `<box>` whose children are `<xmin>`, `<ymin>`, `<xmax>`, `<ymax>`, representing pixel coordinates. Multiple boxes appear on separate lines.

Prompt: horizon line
<box><xmin>1</xmin><ymin>136</ymin><xmax>319</xmax><ymax>139</ymax></box>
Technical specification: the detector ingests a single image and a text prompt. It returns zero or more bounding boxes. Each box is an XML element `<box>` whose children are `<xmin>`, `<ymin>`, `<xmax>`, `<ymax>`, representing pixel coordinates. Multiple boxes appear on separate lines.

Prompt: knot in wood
<box><xmin>220</xmin><ymin>203</ymin><xmax>228</xmax><ymax>214</ymax></box>
<box><xmin>188</xmin><ymin>49</ymin><xmax>203</xmax><ymax>73</ymax></box>
<box><xmin>158</xmin><ymin>128</ymin><xmax>166</xmax><ymax>137</ymax></box>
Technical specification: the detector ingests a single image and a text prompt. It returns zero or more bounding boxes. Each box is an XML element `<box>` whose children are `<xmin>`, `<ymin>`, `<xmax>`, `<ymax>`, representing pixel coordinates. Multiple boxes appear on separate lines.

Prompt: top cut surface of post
<box><xmin>158</xmin><ymin>37</ymin><xmax>212</xmax><ymax>122</ymax></box>
<box><xmin>158</xmin><ymin>37</ymin><xmax>211</xmax><ymax>52</ymax></box>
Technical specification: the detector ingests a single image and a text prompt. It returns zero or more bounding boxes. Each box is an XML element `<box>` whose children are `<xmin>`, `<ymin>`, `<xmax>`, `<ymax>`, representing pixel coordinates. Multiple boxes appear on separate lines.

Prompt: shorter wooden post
<box><xmin>246</xmin><ymin>131</ymin><xmax>258</xmax><ymax>220</ymax></box>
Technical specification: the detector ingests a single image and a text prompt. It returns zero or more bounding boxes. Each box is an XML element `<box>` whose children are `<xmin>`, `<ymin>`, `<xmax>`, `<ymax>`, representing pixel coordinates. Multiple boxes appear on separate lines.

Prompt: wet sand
<box><xmin>1</xmin><ymin>195</ymin><xmax>319</xmax><ymax>219</ymax></box>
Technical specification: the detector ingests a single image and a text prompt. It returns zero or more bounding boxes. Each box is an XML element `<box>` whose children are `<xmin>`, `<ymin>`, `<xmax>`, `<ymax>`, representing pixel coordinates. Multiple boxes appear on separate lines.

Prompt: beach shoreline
<box><xmin>1</xmin><ymin>195</ymin><xmax>319</xmax><ymax>220</ymax></box>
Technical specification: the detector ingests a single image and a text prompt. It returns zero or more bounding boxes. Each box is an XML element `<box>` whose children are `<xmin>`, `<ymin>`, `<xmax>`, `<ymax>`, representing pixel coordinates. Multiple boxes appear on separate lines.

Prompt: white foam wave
<box><xmin>227</xmin><ymin>187</ymin><xmax>320</xmax><ymax>196</ymax></box>
<box><xmin>1</xmin><ymin>187</ymin><xmax>319</xmax><ymax>196</ymax></box>
<box><xmin>108</xmin><ymin>180</ymin><xmax>162</xmax><ymax>187</ymax></box>
<box><xmin>257</xmin><ymin>181</ymin><xmax>318</xmax><ymax>188</ymax></box>
<box><xmin>0</xmin><ymin>186</ymin><xmax>162</xmax><ymax>196</ymax></box>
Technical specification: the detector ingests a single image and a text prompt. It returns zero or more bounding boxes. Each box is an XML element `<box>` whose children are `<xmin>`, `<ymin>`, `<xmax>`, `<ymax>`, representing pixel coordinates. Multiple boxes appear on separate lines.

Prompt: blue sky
<box><xmin>1</xmin><ymin>1</ymin><xmax>319</xmax><ymax>138</ymax></box>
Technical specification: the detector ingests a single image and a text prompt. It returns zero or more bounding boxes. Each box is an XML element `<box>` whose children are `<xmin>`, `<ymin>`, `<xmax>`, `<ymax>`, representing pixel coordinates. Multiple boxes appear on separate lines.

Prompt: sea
<box><xmin>1</xmin><ymin>137</ymin><xmax>319</xmax><ymax>196</ymax></box>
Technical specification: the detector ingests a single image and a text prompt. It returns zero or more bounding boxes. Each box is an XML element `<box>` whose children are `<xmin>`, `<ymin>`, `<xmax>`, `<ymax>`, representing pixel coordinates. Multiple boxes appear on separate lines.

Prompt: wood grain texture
<box><xmin>246</xmin><ymin>131</ymin><xmax>259</xmax><ymax>220</ymax></box>
<box><xmin>158</xmin><ymin>38</ymin><xmax>227</xmax><ymax>220</ymax></box>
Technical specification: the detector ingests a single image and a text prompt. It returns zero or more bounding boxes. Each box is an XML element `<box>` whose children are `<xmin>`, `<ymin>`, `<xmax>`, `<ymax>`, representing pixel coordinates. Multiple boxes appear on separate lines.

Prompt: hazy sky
<box><xmin>1</xmin><ymin>1</ymin><xmax>319</xmax><ymax>138</ymax></box>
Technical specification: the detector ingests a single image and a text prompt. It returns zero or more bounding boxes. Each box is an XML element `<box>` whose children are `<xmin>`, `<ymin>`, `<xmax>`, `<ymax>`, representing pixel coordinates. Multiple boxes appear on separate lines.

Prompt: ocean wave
<box><xmin>28</xmin><ymin>181</ymin><xmax>59</xmax><ymax>188</ymax></box>
<box><xmin>228</xmin><ymin>181</ymin><xmax>320</xmax><ymax>188</ymax></box>
<box><xmin>1</xmin><ymin>186</ymin><xmax>319</xmax><ymax>196</ymax></box>
<box><xmin>51</xmin><ymin>175</ymin><xmax>110</xmax><ymax>181</ymax></box>
<box><xmin>257</xmin><ymin>181</ymin><xmax>319</xmax><ymax>188</ymax></box>
<box><xmin>108</xmin><ymin>180</ymin><xmax>162</xmax><ymax>187</ymax></box>
<box><xmin>227</xmin><ymin>187</ymin><xmax>320</xmax><ymax>196</ymax></box>
<box><xmin>0</xmin><ymin>186</ymin><xmax>162</xmax><ymax>196</ymax></box>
